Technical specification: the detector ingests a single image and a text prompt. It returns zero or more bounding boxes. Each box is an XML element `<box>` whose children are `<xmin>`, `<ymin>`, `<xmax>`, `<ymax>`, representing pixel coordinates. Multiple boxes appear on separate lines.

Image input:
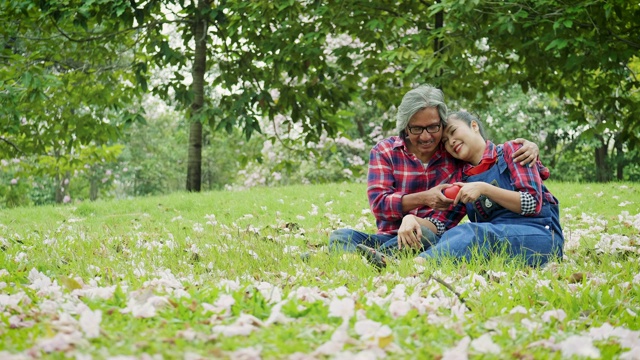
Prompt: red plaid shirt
<box><xmin>367</xmin><ymin>136</ymin><xmax>462</xmax><ymax>235</ymax></box>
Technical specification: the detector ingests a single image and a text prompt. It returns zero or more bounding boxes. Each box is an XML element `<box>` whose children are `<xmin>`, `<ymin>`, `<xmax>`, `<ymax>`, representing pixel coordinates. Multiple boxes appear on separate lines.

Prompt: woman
<box><xmin>410</xmin><ymin>111</ymin><xmax>564</xmax><ymax>266</ymax></box>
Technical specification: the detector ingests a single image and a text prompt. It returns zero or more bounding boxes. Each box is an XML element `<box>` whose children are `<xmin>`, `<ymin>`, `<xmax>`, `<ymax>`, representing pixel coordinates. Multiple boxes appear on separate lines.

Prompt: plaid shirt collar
<box><xmin>463</xmin><ymin>140</ymin><xmax>498</xmax><ymax>175</ymax></box>
<box><xmin>463</xmin><ymin>140</ymin><xmax>496</xmax><ymax>173</ymax></box>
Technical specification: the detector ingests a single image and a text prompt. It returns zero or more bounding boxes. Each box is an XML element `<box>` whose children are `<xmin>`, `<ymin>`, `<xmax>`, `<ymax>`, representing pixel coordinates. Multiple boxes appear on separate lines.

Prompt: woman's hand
<box><xmin>452</xmin><ymin>182</ymin><xmax>487</xmax><ymax>204</ymax></box>
<box><xmin>397</xmin><ymin>215</ymin><xmax>424</xmax><ymax>250</ymax></box>
<box><xmin>512</xmin><ymin>138</ymin><xmax>539</xmax><ymax>167</ymax></box>
<box><xmin>455</xmin><ymin>181</ymin><xmax>523</xmax><ymax>214</ymax></box>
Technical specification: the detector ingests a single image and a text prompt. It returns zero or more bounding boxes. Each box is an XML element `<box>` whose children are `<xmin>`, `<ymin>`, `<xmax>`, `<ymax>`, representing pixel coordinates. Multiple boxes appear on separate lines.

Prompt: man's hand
<box><xmin>512</xmin><ymin>138</ymin><xmax>539</xmax><ymax>167</ymax></box>
<box><xmin>397</xmin><ymin>215</ymin><xmax>423</xmax><ymax>250</ymax></box>
<box><xmin>421</xmin><ymin>184</ymin><xmax>454</xmax><ymax>210</ymax></box>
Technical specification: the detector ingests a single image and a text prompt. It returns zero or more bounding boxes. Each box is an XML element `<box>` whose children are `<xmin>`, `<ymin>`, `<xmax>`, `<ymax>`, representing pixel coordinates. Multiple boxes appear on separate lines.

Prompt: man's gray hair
<box><xmin>396</xmin><ymin>84</ymin><xmax>448</xmax><ymax>132</ymax></box>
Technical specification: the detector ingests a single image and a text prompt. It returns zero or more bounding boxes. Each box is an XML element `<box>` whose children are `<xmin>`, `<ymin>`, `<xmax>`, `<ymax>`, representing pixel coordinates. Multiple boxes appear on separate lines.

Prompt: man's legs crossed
<box><xmin>355</xmin><ymin>225</ymin><xmax>440</xmax><ymax>268</ymax></box>
<box><xmin>329</xmin><ymin>228</ymin><xmax>394</xmax><ymax>252</ymax></box>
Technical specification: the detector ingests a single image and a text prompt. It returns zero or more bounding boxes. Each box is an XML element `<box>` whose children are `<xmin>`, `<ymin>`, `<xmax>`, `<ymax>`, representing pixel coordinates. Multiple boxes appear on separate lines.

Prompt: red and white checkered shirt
<box><xmin>367</xmin><ymin>136</ymin><xmax>462</xmax><ymax>235</ymax></box>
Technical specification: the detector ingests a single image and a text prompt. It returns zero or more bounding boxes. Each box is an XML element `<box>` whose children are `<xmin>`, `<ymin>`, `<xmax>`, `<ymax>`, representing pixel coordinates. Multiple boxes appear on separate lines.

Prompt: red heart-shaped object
<box><xmin>443</xmin><ymin>185</ymin><xmax>461</xmax><ymax>200</ymax></box>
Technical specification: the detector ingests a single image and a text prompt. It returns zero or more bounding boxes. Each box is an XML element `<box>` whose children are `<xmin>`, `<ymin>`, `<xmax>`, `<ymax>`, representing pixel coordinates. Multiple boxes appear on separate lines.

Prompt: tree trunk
<box><xmin>187</xmin><ymin>122</ymin><xmax>203</xmax><ymax>192</ymax></box>
<box><xmin>89</xmin><ymin>177</ymin><xmax>98</xmax><ymax>201</ymax></box>
<box><xmin>594</xmin><ymin>134</ymin><xmax>611</xmax><ymax>182</ymax></box>
<box><xmin>544</xmin><ymin>132</ymin><xmax>558</xmax><ymax>169</ymax></box>
<box><xmin>434</xmin><ymin>0</ymin><xmax>443</xmax><ymax>55</ymax></box>
<box><xmin>186</xmin><ymin>0</ymin><xmax>209</xmax><ymax>192</ymax></box>
<box><xmin>433</xmin><ymin>0</ymin><xmax>444</xmax><ymax>81</ymax></box>
<box><xmin>54</xmin><ymin>173</ymin><xmax>63</xmax><ymax>203</ymax></box>
<box><xmin>55</xmin><ymin>171</ymin><xmax>71</xmax><ymax>203</ymax></box>
<box><xmin>614</xmin><ymin>135</ymin><xmax>624</xmax><ymax>180</ymax></box>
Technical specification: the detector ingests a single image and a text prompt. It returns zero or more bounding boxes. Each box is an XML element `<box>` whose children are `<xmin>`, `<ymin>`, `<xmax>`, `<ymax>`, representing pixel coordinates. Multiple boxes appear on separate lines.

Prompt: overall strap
<box><xmin>496</xmin><ymin>145</ymin><xmax>509</xmax><ymax>174</ymax></box>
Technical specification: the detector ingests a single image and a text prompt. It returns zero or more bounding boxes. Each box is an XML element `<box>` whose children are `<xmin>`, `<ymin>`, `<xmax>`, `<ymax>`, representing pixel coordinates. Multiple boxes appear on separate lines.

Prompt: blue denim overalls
<box><xmin>418</xmin><ymin>146</ymin><xmax>564</xmax><ymax>266</ymax></box>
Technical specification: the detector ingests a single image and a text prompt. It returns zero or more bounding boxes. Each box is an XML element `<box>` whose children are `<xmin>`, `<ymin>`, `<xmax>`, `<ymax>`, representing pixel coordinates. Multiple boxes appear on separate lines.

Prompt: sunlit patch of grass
<box><xmin>1</xmin><ymin>182</ymin><xmax>639</xmax><ymax>358</ymax></box>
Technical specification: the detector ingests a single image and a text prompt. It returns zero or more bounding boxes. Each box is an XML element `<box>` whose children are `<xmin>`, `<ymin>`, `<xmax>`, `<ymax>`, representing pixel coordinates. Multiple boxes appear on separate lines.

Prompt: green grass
<box><xmin>1</xmin><ymin>181</ymin><xmax>639</xmax><ymax>358</ymax></box>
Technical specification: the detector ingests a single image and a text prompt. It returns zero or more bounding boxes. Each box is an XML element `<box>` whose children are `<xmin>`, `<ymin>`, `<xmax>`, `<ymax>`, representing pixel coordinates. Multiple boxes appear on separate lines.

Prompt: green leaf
<box><xmin>21</xmin><ymin>72</ymin><xmax>32</xmax><ymax>87</ymax></box>
<box><xmin>60</xmin><ymin>276</ymin><xmax>82</xmax><ymax>291</ymax></box>
<box><xmin>545</xmin><ymin>38</ymin><xmax>568</xmax><ymax>51</ymax></box>
<box><xmin>116</xmin><ymin>4</ymin><xmax>126</xmax><ymax>17</ymax></box>
<box><xmin>405</xmin><ymin>62</ymin><xmax>417</xmax><ymax>75</ymax></box>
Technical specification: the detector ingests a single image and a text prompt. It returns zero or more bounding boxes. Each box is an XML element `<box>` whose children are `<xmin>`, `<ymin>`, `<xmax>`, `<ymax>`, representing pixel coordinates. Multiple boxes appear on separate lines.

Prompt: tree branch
<box><xmin>428</xmin><ymin>274</ymin><xmax>472</xmax><ymax>311</ymax></box>
<box><xmin>607</xmin><ymin>30</ymin><xmax>640</xmax><ymax>50</ymax></box>
<box><xmin>48</xmin><ymin>17</ymin><xmax>186</xmax><ymax>43</ymax></box>
<box><xmin>269</xmin><ymin>117</ymin><xmax>297</xmax><ymax>152</ymax></box>
<box><xmin>0</xmin><ymin>137</ymin><xmax>24</xmax><ymax>155</ymax></box>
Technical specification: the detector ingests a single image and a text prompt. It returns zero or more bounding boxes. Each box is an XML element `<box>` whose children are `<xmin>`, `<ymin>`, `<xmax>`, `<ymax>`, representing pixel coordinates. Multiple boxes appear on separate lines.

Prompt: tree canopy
<box><xmin>432</xmin><ymin>0</ymin><xmax>640</xmax><ymax>179</ymax></box>
<box><xmin>1</xmin><ymin>0</ymin><xmax>638</xmax><ymax>203</ymax></box>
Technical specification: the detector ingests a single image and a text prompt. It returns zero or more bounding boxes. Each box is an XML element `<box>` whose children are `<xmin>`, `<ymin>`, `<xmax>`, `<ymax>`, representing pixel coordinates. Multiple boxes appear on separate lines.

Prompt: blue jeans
<box><xmin>328</xmin><ymin>228</ymin><xmax>395</xmax><ymax>252</ymax></box>
<box><xmin>417</xmin><ymin>204</ymin><xmax>564</xmax><ymax>267</ymax></box>
<box><xmin>377</xmin><ymin>225</ymin><xmax>440</xmax><ymax>256</ymax></box>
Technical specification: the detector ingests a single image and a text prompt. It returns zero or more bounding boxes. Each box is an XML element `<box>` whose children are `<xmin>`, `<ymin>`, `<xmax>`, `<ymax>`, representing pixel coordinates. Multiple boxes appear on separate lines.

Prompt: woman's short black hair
<box><xmin>446</xmin><ymin>111</ymin><xmax>488</xmax><ymax>140</ymax></box>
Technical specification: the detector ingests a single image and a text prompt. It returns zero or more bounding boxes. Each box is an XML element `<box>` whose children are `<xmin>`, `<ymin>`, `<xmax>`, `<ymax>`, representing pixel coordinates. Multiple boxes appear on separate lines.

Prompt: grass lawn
<box><xmin>1</xmin><ymin>181</ymin><xmax>639</xmax><ymax>359</ymax></box>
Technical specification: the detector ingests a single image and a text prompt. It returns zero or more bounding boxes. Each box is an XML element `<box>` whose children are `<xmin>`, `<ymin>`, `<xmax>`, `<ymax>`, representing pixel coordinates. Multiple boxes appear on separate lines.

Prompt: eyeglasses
<box><xmin>407</xmin><ymin>124</ymin><xmax>441</xmax><ymax>135</ymax></box>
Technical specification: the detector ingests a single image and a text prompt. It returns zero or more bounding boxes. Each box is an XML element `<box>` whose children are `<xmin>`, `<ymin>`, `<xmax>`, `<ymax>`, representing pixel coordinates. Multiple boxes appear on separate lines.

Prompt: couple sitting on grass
<box><xmin>329</xmin><ymin>84</ymin><xmax>564</xmax><ymax>268</ymax></box>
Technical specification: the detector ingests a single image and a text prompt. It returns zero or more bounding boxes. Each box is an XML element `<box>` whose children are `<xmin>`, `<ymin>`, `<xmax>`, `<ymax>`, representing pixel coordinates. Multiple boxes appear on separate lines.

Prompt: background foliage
<box><xmin>0</xmin><ymin>0</ymin><xmax>638</xmax><ymax>208</ymax></box>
